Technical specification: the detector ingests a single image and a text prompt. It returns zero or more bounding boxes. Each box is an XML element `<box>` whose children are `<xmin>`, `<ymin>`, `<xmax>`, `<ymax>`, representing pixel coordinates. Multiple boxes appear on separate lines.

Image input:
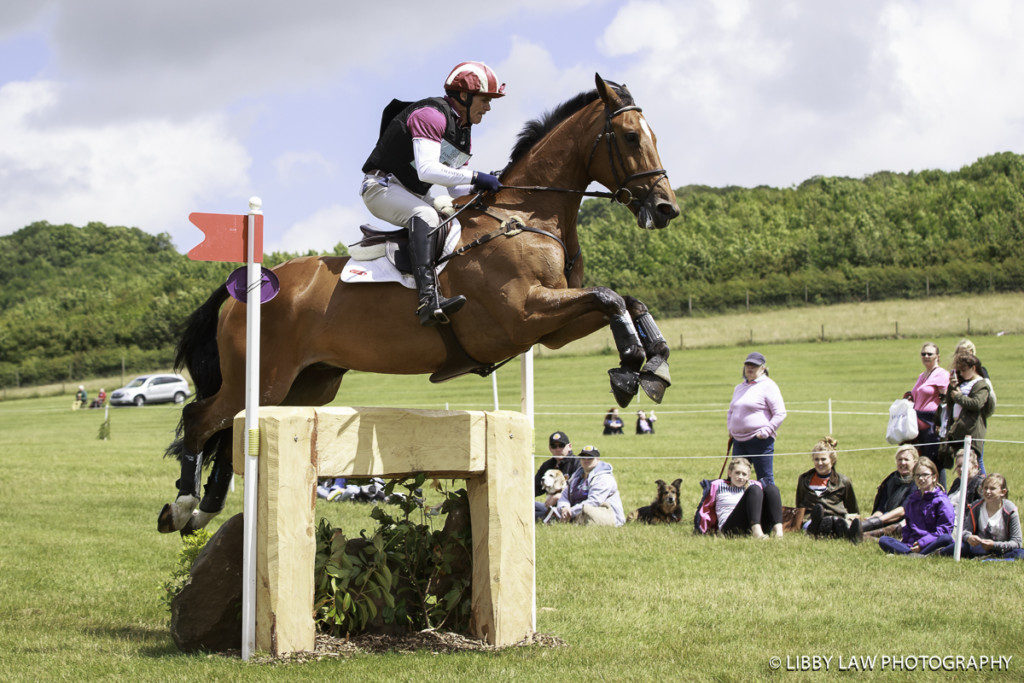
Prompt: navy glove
<box><xmin>472</xmin><ymin>171</ymin><xmax>501</xmax><ymax>192</ymax></box>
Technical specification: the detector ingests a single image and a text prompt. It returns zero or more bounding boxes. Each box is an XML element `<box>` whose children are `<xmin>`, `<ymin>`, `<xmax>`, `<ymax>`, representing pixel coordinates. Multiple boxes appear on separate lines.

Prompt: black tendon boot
<box><xmin>408</xmin><ymin>216</ymin><xmax>466</xmax><ymax>326</ymax></box>
<box><xmin>830</xmin><ymin>516</ymin><xmax>850</xmax><ymax>539</ymax></box>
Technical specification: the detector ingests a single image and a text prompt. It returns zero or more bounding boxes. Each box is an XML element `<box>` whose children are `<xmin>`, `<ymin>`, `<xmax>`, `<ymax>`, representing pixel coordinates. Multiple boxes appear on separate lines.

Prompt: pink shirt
<box><xmin>912</xmin><ymin>366</ymin><xmax>950</xmax><ymax>413</ymax></box>
<box><xmin>727</xmin><ymin>375</ymin><xmax>787</xmax><ymax>441</ymax></box>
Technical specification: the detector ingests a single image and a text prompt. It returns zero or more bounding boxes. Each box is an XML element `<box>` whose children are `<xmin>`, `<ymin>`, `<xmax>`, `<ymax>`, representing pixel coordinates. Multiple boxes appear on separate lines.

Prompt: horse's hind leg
<box><xmin>176</xmin><ymin>363</ymin><xmax>349</xmax><ymax>535</ymax></box>
<box><xmin>625</xmin><ymin>296</ymin><xmax>672</xmax><ymax>403</ymax></box>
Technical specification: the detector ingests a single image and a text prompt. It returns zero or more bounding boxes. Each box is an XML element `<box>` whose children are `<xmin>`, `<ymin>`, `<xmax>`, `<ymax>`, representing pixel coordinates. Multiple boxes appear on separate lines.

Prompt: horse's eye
<box><xmin>625</xmin><ymin>131</ymin><xmax>640</xmax><ymax>144</ymax></box>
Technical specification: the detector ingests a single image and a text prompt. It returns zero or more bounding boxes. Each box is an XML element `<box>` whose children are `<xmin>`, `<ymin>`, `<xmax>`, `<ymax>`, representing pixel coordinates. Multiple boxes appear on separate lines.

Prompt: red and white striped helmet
<box><xmin>444</xmin><ymin>61</ymin><xmax>506</xmax><ymax>98</ymax></box>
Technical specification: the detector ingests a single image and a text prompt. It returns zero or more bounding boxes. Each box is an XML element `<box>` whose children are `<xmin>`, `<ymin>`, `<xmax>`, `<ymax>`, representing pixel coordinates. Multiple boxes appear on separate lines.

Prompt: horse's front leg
<box><xmin>625</xmin><ymin>296</ymin><xmax>671</xmax><ymax>404</ymax></box>
<box><xmin>519</xmin><ymin>285</ymin><xmax>645</xmax><ymax>408</ymax></box>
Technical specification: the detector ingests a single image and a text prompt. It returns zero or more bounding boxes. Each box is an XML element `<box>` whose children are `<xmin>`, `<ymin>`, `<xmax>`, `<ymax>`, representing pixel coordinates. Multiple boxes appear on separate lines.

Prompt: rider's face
<box><xmin>468</xmin><ymin>96</ymin><xmax>493</xmax><ymax>124</ymax></box>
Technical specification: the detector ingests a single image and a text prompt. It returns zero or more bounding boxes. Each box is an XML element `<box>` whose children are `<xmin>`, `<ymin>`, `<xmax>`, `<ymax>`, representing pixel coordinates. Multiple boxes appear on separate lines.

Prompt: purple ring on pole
<box><xmin>225</xmin><ymin>266</ymin><xmax>280</xmax><ymax>303</ymax></box>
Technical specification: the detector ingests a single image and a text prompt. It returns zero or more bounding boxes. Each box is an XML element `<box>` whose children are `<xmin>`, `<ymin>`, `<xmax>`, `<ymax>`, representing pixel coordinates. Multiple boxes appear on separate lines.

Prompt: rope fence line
<box><xmin>533</xmin><ymin>438</ymin><xmax>1024</xmax><ymax>460</ymax></box>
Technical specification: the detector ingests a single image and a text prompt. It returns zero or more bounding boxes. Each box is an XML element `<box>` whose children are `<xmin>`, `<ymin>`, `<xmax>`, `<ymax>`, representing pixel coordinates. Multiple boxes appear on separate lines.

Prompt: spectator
<box><xmin>796</xmin><ymin>436</ymin><xmax>861</xmax><ymax>542</ymax></box>
<box><xmin>695</xmin><ymin>457</ymin><xmax>784</xmax><ymax>538</ymax></box>
<box><xmin>727</xmin><ymin>351</ymin><xmax>786</xmax><ymax>485</ymax></box>
<box><xmin>906</xmin><ymin>342</ymin><xmax>949</xmax><ymax>472</ymax></box>
<box><xmin>937</xmin><ymin>353</ymin><xmax>993</xmax><ymax>485</ymax></box>
<box><xmin>947</xmin><ymin>449</ymin><xmax>984</xmax><ymax>520</ymax></box>
<box><xmin>861</xmin><ymin>444</ymin><xmax>919</xmax><ymax>539</ymax></box>
<box><xmin>635</xmin><ymin>410</ymin><xmax>652</xmax><ymax>435</ymax></box>
<box><xmin>554</xmin><ymin>446</ymin><xmax>625</xmax><ymax>527</ymax></box>
<box><xmin>647</xmin><ymin>409</ymin><xmax>657</xmax><ymax>434</ymax></box>
<box><xmin>878</xmin><ymin>457</ymin><xmax>954</xmax><ymax>556</ymax></box>
<box><xmin>534</xmin><ymin>431</ymin><xmax>580</xmax><ymax>521</ymax></box>
<box><xmin>603</xmin><ymin>408</ymin><xmax>624</xmax><ymax>435</ymax></box>
<box><xmin>939</xmin><ymin>473</ymin><xmax>1022</xmax><ymax>560</ymax></box>
<box><xmin>73</xmin><ymin>385</ymin><xmax>87</xmax><ymax>411</ymax></box>
<box><xmin>90</xmin><ymin>388</ymin><xmax>107</xmax><ymax>409</ymax></box>
<box><xmin>952</xmin><ymin>339</ymin><xmax>994</xmax><ymax>473</ymax></box>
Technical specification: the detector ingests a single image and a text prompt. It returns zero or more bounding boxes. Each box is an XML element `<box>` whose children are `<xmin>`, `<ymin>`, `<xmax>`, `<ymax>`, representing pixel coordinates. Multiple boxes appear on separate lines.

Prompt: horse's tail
<box><xmin>164</xmin><ymin>284</ymin><xmax>230</xmax><ymax>461</ymax></box>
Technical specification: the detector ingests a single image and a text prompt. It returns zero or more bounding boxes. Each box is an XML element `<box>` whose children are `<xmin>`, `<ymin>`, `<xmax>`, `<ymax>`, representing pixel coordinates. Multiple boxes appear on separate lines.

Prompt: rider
<box><xmin>361</xmin><ymin>61</ymin><xmax>505</xmax><ymax>326</ymax></box>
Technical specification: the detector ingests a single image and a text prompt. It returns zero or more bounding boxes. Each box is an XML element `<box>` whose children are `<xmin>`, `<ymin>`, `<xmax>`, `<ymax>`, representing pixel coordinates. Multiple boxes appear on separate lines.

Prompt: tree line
<box><xmin>1</xmin><ymin>152</ymin><xmax>1021</xmax><ymax>387</ymax></box>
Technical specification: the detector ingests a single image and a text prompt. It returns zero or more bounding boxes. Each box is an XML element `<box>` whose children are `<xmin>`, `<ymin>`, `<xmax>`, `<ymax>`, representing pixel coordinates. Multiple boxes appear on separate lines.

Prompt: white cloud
<box><xmin>267</xmin><ymin>203</ymin><xmax>366</xmax><ymax>254</ymax></box>
<box><xmin>274</xmin><ymin>150</ymin><xmax>336</xmax><ymax>186</ymax></box>
<box><xmin>595</xmin><ymin>0</ymin><xmax>1024</xmax><ymax>188</ymax></box>
<box><xmin>0</xmin><ymin>80</ymin><xmax>250</xmax><ymax>244</ymax></box>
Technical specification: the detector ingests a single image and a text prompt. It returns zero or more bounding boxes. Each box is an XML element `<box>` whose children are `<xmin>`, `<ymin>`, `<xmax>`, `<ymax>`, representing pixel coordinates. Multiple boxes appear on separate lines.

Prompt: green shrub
<box><xmin>160</xmin><ymin>528</ymin><xmax>214</xmax><ymax>612</ymax></box>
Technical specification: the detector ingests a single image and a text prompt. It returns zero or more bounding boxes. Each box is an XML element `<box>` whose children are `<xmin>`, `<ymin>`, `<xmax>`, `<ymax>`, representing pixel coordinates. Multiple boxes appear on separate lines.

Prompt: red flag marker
<box><xmin>187</xmin><ymin>212</ymin><xmax>263</xmax><ymax>263</ymax></box>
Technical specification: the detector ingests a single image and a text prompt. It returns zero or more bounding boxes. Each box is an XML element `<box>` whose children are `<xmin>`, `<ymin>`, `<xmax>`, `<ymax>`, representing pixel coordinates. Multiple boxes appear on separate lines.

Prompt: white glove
<box><xmin>432</xmin><ymin>195</ymin><xmax>456</xmax><ymax>218</ymax></box>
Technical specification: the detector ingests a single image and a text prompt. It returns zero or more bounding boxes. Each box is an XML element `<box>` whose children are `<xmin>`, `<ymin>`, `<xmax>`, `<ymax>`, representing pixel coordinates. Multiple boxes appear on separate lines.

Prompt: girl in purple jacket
<box><xmin>879</xmin><ymin>457</ymin><xmax>954</xmax><ymax>555</ymax></box>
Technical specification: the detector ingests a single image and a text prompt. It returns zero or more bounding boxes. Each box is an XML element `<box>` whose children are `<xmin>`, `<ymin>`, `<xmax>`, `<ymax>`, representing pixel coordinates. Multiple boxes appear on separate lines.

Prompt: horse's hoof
<box><xmin>157</xmin><ymin>495</ymin><xmax>199</xmax><ymax>533</ymax></box>
<box><xmin>608</xmin><ymin>368</ymin><xmax>639</xmax><ymax>408</ymax></box>
<box><xmin>158</xmin><ymin>504</ymin><xmax>178</xmax><ymax>533</ymax></box>
<box><xmin>640</xmin><ymin>357</ymin><xmax>671</xmax><ymax>404</ymax></box>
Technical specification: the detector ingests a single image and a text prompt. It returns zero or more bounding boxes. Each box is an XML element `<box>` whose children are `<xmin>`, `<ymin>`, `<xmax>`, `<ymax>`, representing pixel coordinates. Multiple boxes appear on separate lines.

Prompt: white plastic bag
<box><xmin>886</xmin><ymin>398</ymin><xmax>919</xmax><ymax>445</ymax></box>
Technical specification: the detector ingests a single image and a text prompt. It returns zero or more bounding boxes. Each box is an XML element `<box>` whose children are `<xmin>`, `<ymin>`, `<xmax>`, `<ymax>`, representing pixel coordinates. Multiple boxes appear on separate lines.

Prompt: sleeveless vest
<box><xmin>362</xmin><ymin>97</ymin><xmax>472</xmax><ymax>197</ymax></box>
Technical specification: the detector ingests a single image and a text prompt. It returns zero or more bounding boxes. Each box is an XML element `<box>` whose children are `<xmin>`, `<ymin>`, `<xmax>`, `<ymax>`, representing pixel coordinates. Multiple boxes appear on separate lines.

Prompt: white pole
<box><xmin>828</xmin><ymin>398</ymin><xmax>833</xmax><ymax>434</ymax></box>
<box><xmin>520</xmin><ymin>347</ymin><xmax>534</xmax><ymax>430</ymax></box>
<box><xmin>952</xmin><ymin>436</ymin><xmax>973</xmax><ymax>561</ymax></box>
<box><xmin>241</xmin><ymin>196</ymin><xmax>263</xmax><ymax>660</ymax></box>
<box><xmin>491</xmin><ymin>372</ymin><xmax>499</xmax><ymax>411</ymax></box>
<box><xmin>520</xmin><ymin>346</ymin><xmax>535</xmax><ymax>632</ymax></box>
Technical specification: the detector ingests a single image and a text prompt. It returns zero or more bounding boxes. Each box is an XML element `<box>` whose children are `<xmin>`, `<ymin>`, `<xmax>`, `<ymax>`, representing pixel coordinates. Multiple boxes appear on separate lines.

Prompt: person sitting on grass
<box><xmin>861</xmin><ymin>444</ymin><xmax>919</xmax><ymax>539</ymax></box>
<box><xmin>878</xmin><ymin>457</ymin><xmax>954</xmax><ymax>556</ymax></box>
<box><xmin>695</xmin><ymin>457</ymin><xmax>784</xmax><ymax>538</ymax></box>
<box><xmin>938</xmin><ymin>473</ymin><xmax>1022</xmax><ymax>560</ymax></box>
<box><xmin>796</xmin><ymin>436</ymin><xmax>861</xmax><ymax>542</ymax></box>
<box><xmin>947</xmin><ymin>449</ymin><xmax>984</xmax><ymax>520</ymax></box>
<box><xmin>603</xmin><ymin>408</ymin><xmax>624</xmax><ymax>435</ymax></box>
<box><xmin>554</xmin><ymin>446</ymin><xmax>625</xmax><ymax>527</ymax></box>
<box><xmin>534</xmin><ymin>431</ymin><xmax>580</xmax><ymax>521</ymax></box>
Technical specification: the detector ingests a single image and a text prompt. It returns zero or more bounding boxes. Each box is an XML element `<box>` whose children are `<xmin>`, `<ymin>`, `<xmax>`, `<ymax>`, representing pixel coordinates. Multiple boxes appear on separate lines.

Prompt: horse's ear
<box><xmin>595</xmin><ymin>73</ymin><xmax>623</xmax><ymax>108</ymax></box>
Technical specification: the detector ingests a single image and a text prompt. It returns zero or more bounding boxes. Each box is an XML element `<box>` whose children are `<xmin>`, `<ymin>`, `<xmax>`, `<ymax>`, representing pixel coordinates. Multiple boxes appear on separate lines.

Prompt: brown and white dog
<box><xmin>628</xmin><ymin>478</ymin><xmax>683</xmax><ymax>524</ymax></box>
<box><xmin>540</xmin><ymin>469</ymin><xmax>568</xmax><ymax>522</ymax></box>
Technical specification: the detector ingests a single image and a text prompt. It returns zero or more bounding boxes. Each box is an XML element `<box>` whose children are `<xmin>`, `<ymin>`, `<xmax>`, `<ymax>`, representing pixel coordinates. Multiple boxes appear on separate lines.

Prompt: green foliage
<box><xmin>97</xmin><ymin>415</ymin><xmax>110</xmax><ymax>440</ymax></box>
<box><xmin>579</xmin><ymin>152</ymin><xmax>1024</xmax><ymax>314</ymax></box>
<box><xmin>159</xmin><ymin>528</ymin><xmax>214</xmax><ymax>612</ymax></box>
<box><xmin>0</xmin><ymin>220</ymin><xmax>348</xmax><ymax>387</ymax></box>
<box><xmin>313</xmin><ymin>477</ymin><xmax>472</xmax><ymax>636</ymax></box>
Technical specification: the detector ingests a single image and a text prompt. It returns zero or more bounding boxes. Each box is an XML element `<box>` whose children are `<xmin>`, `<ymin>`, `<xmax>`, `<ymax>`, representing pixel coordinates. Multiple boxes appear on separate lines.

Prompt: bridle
<box><xmin>498</xmin><ymin>101</ymin><xmax>669</xmax><ymax>211</ymax></box>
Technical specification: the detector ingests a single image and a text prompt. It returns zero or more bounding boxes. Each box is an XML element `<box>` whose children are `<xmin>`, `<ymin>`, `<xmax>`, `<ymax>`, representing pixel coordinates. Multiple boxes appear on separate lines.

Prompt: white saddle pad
<box><xmin>341</xmin><ymin>220</ymin><xmax>461</xmax><ymax>289</ymax></box>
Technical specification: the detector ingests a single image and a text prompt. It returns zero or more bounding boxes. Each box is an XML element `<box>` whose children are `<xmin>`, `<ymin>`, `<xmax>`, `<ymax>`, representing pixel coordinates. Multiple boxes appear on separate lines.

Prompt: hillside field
<box><xmin>1</xmin><ymin>334</ymin><xmax>1022</xmax><ymax>679</ymax></box>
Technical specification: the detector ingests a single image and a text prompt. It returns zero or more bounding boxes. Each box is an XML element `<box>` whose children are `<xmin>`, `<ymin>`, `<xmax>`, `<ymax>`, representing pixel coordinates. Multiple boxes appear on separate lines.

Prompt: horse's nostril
<box><xmin>657</xmin><ymin>201</ymin><xmax>680</xmax><ymax>218</ymax></box>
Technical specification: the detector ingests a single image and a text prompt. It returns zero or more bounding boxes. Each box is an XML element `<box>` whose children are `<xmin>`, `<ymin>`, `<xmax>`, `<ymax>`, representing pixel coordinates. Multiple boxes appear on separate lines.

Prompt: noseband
<box><xmin>585</xmin><ymin>104</ymin><xmax>668</xmax><ymax>209</ymax></box>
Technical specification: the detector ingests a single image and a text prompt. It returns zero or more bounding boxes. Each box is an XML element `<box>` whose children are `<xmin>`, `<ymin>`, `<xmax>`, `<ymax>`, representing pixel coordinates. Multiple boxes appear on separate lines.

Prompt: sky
<box><xmin>2</xmin><ymin>0</ymin><xmax>1024</xmax><ymax>254</ymax></box>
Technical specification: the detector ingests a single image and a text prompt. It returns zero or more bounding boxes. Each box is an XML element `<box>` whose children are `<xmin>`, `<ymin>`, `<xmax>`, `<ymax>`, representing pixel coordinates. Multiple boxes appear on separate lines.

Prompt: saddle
<box><xmin>348</xmin><ymin>223</ymin><xmax>451</xmax><ymax>275</ymax></box>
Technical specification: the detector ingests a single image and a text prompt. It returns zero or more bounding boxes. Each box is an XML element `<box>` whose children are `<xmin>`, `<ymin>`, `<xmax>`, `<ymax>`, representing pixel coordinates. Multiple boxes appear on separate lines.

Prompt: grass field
<box><xmin>1</xmin><ymin>333</ymin><xmax>1023</xmax><ymax>680</ymax></box>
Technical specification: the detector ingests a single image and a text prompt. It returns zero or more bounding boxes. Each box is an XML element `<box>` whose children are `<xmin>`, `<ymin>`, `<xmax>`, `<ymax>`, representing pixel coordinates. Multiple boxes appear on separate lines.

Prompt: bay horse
<box><xmin>159</xmin><ymin>74</ymin><xmax>680</xmax><ymax>534</ymax></box>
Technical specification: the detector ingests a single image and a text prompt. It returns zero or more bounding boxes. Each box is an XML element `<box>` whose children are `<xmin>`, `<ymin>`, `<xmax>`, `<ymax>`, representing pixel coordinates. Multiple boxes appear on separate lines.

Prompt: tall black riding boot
<box><xmin>830</xmin><ymin>516</ymin><xmax>850</xmax><ymax>539</ymax></box>
<box><xmin>860</xmin><ymin>516</ymin><xmax>885</xmax><ymax>533</ymax></box>
<box><xmin>408</xmin><ymin>216</ymin><xmax>466</xmax><ymax>326</ymax></box>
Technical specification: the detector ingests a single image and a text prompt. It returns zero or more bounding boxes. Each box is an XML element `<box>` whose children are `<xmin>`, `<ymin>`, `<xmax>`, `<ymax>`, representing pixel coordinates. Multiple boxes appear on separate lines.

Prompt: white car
<box><xmin>109</xmin><ymin>374</ymin><xmax>191</xmax><ymax>407</ymax></box>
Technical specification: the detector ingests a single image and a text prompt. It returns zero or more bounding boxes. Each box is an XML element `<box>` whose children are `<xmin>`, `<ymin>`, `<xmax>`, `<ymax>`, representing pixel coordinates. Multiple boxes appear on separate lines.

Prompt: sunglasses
<box><xmin>920</xmin><ymin>352</ymin><xmax>935</xmax><ymax>357</ymax></box>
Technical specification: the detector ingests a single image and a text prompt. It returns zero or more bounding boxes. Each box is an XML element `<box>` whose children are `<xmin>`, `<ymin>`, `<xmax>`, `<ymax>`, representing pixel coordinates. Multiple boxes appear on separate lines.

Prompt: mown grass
<box><xmin>1</xmin><ymin>334</ymin><xmax>1023</xmax><ymax>680</ymax></box>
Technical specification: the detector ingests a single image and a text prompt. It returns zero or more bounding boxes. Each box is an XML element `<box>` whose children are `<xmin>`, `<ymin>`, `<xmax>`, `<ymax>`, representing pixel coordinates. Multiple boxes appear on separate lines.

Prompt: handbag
<box><xmin>886</xmin><ymin>398</ymin><xmax>919</xmax><ymax>445</ymax></box>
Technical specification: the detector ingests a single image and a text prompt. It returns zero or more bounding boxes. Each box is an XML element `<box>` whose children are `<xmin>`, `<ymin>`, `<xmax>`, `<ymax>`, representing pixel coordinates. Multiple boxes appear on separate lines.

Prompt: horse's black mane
<box><xmin>501</xmin><ymin>81</ymin><xmax>634</xmax><ymax>176</ymax></box>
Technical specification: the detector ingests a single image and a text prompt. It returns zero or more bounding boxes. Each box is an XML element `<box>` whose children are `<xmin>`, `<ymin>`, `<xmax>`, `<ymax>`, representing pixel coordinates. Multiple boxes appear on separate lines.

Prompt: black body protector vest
<box><xmin>362</xmin><ymin>97</ymin><xmax>472</xmax><ymax>197</ymax></box>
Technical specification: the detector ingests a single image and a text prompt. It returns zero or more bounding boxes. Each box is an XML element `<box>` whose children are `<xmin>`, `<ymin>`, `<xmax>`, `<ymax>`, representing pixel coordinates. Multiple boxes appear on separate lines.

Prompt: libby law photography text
<box><xmin>771</xmin><ymin>654</ymin><xmax>1012</xmax><ymax>673</ymax></box>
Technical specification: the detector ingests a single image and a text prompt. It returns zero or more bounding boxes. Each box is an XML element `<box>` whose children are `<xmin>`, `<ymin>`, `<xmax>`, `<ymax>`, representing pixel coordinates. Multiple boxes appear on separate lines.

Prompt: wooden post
<box><xmin>745</xmin><ymin>290</ymin><xmax>750</xmax><ymax>311</ymax></box>
<box><xmin>804</xmin><ymin>284</ymin><xmax>808</xmax><ymax>302</ymax></box>
<box><xmin>820</xmin><ymin>324</ymin><xmax>825</xmax><ymax>342</ymax></box>
<box><xmin>687</xmin><ymin>295</ymin><xmax>692</xmax><ymax>315</ymax></box>
<box><xmin>895</xmin><ymin>321</ymin><xmax>899</xmax><ymax>338</ymax></box>
<box><xmin>231</xmin><ymin>406</ymin><xmax>534</xmax><ymax>656</ymax></box>
<box><xmin>967</xmin><ymin>318</ymin><xmax>971</xmax><ymax>334</ymax></box>
<box><xmin>926</xmin><ymin>275</ymin><xmax>930</xmax><ymax>296</ymax></box>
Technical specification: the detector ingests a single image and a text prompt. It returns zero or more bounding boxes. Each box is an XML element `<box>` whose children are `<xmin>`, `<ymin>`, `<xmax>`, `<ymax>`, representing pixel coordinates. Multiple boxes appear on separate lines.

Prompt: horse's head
<box><xmin>588</xmin><ymin>74</ymin><xmax>680</xmax><ymax>230</ymax></box>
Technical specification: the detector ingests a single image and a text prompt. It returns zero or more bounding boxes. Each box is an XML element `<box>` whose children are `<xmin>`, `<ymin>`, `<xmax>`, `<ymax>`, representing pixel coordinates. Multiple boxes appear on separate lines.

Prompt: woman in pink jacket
<box><xmin>906</xmin><ymin>342</ymin><xmax>949</xmax><ymax>481</ymax></box>
<box><xmin>727</xmin><ymin>351</ymin><xmax>786</xmax><ymax>485</ymax></box>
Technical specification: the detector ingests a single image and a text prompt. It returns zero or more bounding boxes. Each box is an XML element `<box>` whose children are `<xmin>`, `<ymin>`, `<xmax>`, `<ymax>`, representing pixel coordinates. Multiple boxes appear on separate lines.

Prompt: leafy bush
<box><xmin>160</xmin><ymin>528</ymin><xmax>214</xmax><ymax>612</ymax></box>
<box><xmin>314</xmin><ymin>477</ymin><xmax>472</xmax><ymax>636</ymax></box>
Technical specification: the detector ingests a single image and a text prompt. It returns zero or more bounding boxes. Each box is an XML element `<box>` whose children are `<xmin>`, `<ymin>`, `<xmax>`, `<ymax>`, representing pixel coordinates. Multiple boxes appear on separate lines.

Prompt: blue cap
<box><xmin>744</xmin><ymin>352</ymin><xmax>766</xmax><ymax>366</ymax></box>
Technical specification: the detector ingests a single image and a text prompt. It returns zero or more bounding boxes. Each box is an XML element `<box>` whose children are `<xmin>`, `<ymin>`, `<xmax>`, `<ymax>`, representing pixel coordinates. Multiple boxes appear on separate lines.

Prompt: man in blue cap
<box><xmin>554</xmin><ymin>446</ymin><xmax>625</xmax><ymax>527</ymax></box>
